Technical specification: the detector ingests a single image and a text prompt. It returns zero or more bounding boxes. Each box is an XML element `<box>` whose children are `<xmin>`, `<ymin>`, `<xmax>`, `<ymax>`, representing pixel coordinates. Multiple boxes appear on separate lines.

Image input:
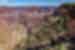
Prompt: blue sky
<box><xmin>0</xmin><ymin>0</ymin><xmax>75</xmax><ymax>7</ymax></box>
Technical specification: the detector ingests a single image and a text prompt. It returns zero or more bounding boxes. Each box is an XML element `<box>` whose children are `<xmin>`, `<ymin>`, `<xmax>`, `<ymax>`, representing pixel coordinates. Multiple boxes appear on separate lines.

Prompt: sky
<box><xmin>0</xmin><ymin>0</ymin><xmax>75</xmax><ymax>7</ymax></box>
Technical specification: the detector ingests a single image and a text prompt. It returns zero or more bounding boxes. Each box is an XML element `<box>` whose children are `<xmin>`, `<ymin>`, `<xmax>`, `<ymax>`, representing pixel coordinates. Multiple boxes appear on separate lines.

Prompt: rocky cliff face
<box><xmin>0</xmin><ymin>7</ymin><xmax>54</xmax><ymax>50</ymax></box>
